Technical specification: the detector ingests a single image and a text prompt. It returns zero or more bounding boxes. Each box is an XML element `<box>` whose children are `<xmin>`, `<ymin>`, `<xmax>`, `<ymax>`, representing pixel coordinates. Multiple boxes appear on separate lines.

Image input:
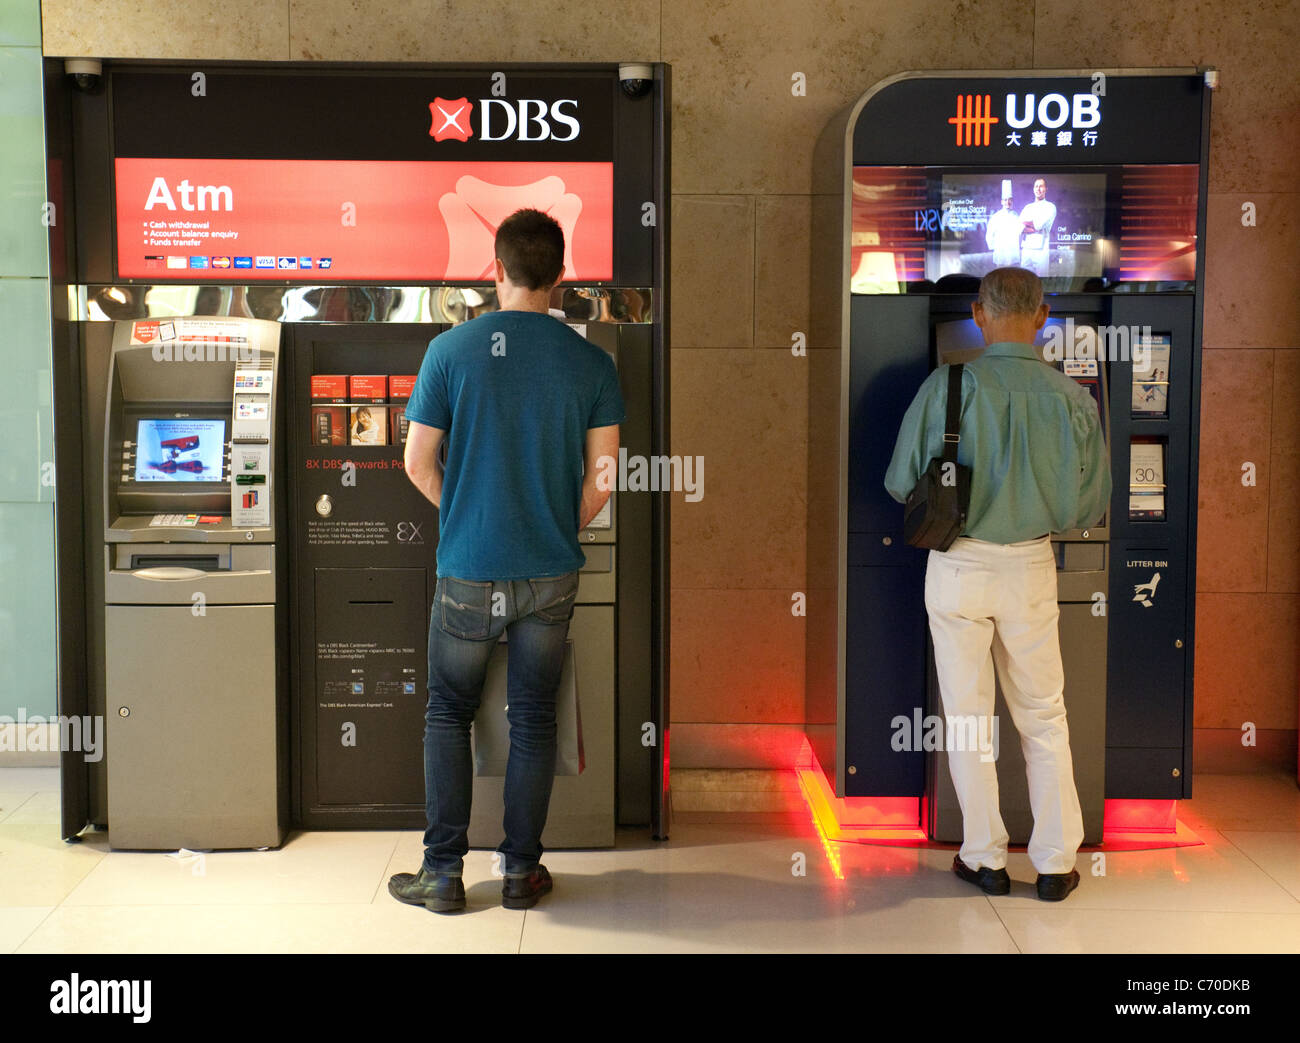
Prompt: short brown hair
<box><xmin>494</xmin><ymin>209</ymin><xmax>565</xmax><ymax>290</ymax></box>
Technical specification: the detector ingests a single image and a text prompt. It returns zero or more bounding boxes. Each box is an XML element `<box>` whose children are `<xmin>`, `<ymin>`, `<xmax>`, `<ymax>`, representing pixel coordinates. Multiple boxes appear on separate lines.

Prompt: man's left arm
<box><xmin>404</xmin><ymin>420</ymin><xmax>446</xmax><ymax>508</ymax></box>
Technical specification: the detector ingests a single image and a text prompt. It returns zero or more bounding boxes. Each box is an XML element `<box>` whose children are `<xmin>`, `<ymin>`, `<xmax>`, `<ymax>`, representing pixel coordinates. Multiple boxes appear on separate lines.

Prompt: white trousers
<box><xmin>925</xmin><ymin>535</ymin><xmax>1084</xmax><ymax>875</ymax></box>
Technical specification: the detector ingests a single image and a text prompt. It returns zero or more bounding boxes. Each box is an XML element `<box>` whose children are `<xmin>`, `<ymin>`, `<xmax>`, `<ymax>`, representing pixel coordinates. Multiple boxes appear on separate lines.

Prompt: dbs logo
<box><xmin>429</xmin><ymin>98</ymin><xmax>581</xmax><ymax>142</ymax></box>
<box><xmin>430</xmin><ymin>98</ymin><xmax>473</xmax><ymax>142</ymax></box>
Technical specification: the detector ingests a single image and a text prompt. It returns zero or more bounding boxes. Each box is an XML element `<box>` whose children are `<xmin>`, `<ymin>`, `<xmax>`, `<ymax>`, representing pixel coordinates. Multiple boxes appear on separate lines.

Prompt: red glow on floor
<box><xmin>1103</xmin><ymin>798</ymin><xmax>1178</xmax><ymax>833</ymax></box>
<box><xmin>795</xmin><ymin>742</ymin><xmax>1201</xmax><ymax>851</ymax></box>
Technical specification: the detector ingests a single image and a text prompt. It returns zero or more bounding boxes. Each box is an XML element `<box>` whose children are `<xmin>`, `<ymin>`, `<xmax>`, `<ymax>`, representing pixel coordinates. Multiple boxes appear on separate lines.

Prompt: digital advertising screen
<box><xmin>134</xmin><ymin>418</ymin><xmax>227</xmax><ymax>482</ymax></box>
<box><xmin>114</xmin><ymin>158</ymin><xmax>614</xmax><ymax>282</ymax></box>
<box><xmin>929</xmin><ymin>172</ymin><xmax>1109</xmax><ymax>282</ymax></box>
<box><xmin>849</xmin><ymin>164</ymin><xmax>1198</xmax><ymax>294</ymax></box>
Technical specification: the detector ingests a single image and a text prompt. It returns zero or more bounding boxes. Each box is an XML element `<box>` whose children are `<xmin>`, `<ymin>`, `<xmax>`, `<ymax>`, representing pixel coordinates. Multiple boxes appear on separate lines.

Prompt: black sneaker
<box><xmin>951</xmin><ymin>854</ymin><xmax>1011</xmax><ymax>895</ymax></box>
<box><xmin>502</xmin><ymin>864</ymin><xmax>553</xmax><ymax>910</ymax></box>
<box><xmin>1036</xmin><ymin>869</ymin><xmax>1080</xmax><ymax>902</ymax></box>
<box><xmin>388</xmin><ymin>868</ymin><xmax>466</xmax><ymax>914</ymax></box>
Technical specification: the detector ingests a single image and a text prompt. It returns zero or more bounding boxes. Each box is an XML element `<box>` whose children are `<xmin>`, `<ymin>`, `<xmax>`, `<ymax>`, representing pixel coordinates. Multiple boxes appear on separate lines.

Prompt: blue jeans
<box><xmin>423</xmin><ymin>570</ymin><xmax>579</xmax><ymax>877</ymax></box>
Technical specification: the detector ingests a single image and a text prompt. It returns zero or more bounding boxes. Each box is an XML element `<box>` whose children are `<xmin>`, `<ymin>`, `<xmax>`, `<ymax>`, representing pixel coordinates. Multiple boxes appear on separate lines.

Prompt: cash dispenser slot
<box><xmin>130</xmin><ymin>553</ymin><xmax>224</xmax><ymax>571</ymax></box>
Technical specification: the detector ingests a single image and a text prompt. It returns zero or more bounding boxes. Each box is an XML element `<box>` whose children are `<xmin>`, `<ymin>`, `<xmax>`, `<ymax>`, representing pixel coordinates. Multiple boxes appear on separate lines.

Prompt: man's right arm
<box><xmin>404</xmin><ymin>420</ymin><xmax>445</xmax><ymax>508</ymax></box>
<box><xmin>1071</xmin><ymin>397</ymin><xmax>1112</xmax><ymax>528</ymax></box>
<box><xmin>581</xmin><ymin>424</ymin><xmax>620</xmax><ymax>530</ymax></box>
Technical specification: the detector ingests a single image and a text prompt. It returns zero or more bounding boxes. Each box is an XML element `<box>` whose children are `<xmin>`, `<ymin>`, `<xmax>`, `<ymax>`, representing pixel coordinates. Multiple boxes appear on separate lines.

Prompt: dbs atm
<box><xmin>52</xmin><ymin>61</ymin><xmax>669</xmax><ymax>849</ymax></box>
<box><xmin>101</xmin><ymin>317</ymin><xmax>288</xmax><ymax>850</ymax></box>
<box><xmin>807</xmin><ymin>69</ymin><xmax>1210</xmax><ymax>836</ymax></box>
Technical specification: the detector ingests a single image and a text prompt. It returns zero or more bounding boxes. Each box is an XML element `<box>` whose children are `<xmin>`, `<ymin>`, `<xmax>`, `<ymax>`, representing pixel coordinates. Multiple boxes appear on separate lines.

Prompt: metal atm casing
<box><xmin>101</xmin><ymin>317</ymin><xmax>288</xmax><ymax>850</ymax></box>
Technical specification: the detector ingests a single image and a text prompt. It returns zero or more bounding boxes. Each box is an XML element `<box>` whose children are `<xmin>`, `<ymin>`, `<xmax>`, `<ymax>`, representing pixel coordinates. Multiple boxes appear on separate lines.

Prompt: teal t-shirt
<box><xmin>404</xmin><ymin>311</ymin><xmax>625</xmax><ymax>580</ymax></box>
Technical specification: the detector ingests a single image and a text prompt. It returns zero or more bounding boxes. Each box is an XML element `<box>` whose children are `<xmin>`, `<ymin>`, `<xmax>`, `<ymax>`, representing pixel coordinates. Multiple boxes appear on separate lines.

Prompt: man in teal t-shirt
<box><xmin>388</xmin><ymin>209</ymin><xmax>624</xmax><ymax>914</ymax></box>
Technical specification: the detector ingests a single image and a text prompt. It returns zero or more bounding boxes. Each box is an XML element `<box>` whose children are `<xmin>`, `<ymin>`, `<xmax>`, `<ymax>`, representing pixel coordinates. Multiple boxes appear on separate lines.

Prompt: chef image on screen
<box><xmin>1019</xmin><ymin>177</ymin><xmax>1056</xmax><ymax>275</ymax></box>
<box><xmin>985</xmin><ymin>179</ymin><xmax>1022</xmax><ymax>267</ymax></box>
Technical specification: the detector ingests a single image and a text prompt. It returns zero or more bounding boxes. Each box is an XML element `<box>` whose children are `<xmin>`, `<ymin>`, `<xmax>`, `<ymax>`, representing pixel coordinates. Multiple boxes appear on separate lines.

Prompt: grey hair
<box><xmin>978</xmin><ymin>267</ymin><xmax>1043</xmax><ymax>319</ymax></box>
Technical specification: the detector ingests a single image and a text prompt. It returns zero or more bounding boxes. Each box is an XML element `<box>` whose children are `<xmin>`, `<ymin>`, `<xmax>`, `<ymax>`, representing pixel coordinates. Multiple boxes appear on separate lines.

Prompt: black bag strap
<box><xmin>942</xmin><ymin>364</ymin><xmax>963</xmax><ymax>464</ymax></box>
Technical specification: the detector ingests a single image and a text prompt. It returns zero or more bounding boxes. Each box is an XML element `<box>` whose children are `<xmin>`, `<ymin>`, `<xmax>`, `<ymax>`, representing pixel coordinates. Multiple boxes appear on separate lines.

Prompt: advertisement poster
<box><xmin>1132</xmin><ymin>333</ymin><xmax>1172</xmax><ymax>416</ymax></box>
<box><xmin>115</xmin><ymin>158</ymin><xmax>614</xmax><ymax>282</ymax></box>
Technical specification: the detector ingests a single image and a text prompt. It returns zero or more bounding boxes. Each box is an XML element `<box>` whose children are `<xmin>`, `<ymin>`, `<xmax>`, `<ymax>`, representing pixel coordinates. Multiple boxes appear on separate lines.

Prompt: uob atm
<box><xmin>806</xmin><ymin>69</ymin><xmax>1210</xmax><ymax>839</ymax></box>
<box><xmin>49</xmin><ymin>61</ymin><xmax>670</xmax><ymax>849</ymax></box>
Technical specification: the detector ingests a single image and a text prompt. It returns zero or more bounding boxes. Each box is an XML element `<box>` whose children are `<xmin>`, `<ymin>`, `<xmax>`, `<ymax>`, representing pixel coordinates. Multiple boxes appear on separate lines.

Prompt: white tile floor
<box><xmin>2</xmin><ymin>766</ymin><xmax>1299</xmax><ymax>953</ymax></box>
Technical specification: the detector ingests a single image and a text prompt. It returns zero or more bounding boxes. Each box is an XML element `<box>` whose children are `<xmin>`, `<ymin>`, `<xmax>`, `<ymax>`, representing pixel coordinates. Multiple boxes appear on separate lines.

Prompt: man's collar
<box><xmin>982</xmin><ymin>341</ymin><xmax>1041</xmax><ymax>360</ymax></box>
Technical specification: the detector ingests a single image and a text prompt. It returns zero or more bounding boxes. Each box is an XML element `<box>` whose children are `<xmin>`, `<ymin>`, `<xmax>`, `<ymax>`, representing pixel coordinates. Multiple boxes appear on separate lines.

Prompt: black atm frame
<box><xmin>47</xmin><ymin>58</ymin><xmax>672</xmax><ymax>843</ymax></box>
<box><xmin>808</xmin><ymin>68</ymin><xmax>1210</xmax><ymax>819</ymax></box>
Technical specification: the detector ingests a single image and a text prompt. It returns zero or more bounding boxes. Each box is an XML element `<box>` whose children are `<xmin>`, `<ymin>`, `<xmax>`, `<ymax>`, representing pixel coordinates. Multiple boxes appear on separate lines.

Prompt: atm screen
<box><xmin>134</xmin><ymin>418</ymin><xmax>227</xmax><ymax>482</ymax></box>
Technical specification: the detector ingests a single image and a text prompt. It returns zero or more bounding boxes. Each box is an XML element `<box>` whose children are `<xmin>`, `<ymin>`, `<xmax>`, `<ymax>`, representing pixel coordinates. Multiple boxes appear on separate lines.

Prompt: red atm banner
<box><xmin>114</xmin><ymin>158</ymin><xmax>614</xmax><ymax>282</ymax></box>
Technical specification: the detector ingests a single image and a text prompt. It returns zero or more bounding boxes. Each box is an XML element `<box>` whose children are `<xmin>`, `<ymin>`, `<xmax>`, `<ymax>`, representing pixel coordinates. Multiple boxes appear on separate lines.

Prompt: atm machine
<box><xmin>100</xmin><ymin>316</ymin><xmax>288</xmax><ymax>849</ymax></box>
<box><xmin>50</xmin><ymin>60</ymin><xmax>670</xmax><ymax>848</ymax></box>
<box><xmin>807</xmin><ymin>68</ymin><xmax>1210</xmax><ymax>834</ymax></box>
<box><xmin>286</xmin><ymin>315</ymin><xmax>646</xmax><ymax>849</ymax></box>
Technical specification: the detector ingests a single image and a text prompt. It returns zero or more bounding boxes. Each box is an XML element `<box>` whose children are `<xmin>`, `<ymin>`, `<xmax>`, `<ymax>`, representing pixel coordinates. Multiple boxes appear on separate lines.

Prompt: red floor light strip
<box><xmin>796</xmin><ymin>743</ymin><xmax>1202</xmax><ymax>851</ymax></box>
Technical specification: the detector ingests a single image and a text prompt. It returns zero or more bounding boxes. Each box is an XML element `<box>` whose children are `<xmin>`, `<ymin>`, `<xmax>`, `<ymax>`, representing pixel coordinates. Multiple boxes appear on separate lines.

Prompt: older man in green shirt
<box><xmin>884</xmin><ymin>267</ymin><xmax>1110</xmax><ymax>902</ymax></box>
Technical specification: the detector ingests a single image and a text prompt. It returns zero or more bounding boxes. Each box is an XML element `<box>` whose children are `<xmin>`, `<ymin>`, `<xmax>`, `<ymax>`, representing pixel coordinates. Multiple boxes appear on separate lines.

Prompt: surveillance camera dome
<box><xmin>618</xmin><ymin>63</ymin><xmax>654</xmax><ymax>99</ymax></box>
<box><xmin>65</xmin><ymin>58</ymin><xmax>103</xmax><ymax>93</ymax></box>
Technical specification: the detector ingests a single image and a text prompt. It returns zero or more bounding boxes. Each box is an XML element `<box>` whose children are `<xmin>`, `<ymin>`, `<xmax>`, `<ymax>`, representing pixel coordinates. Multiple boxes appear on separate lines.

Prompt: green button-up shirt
<box><xmin>884</xmin><ymin>341</ymin><xmax>1111</xmax><ymax>543</ymax></box>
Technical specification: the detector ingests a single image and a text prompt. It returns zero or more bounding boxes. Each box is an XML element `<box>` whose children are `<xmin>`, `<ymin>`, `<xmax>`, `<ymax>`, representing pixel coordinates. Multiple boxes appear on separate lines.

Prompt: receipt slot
<box><xmin>101</xmin><ymin>317</ymin><xmax>288</xmax><ymax>850</ymax></box>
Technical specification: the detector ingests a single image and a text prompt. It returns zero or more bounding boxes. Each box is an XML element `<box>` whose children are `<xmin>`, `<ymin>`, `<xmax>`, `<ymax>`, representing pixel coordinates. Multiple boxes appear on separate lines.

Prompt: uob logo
<box><xmin>947</xmin><ymin>93</ymin><xmax>1000</xmax><ymax>147</ymax></box>
<box><xmin>947</xmin><ymin>91</ymin><xmax>1103</xmax><ymax>146</ymax></box>
<box><xmin>429</xmin><ymin>97</ymin><xmax>581</xmax><ymax>142</ymax></box>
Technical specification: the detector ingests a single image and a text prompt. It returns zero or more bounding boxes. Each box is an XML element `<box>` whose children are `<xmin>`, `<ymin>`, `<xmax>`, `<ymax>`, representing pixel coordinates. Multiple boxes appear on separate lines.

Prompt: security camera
<box><xmin>65</xmin><ymin>58</ymin><xmax>103</xmax><ymax>93</ymax></box>
<box><xmin>1203</xmin><ymin>67</ymin><xmax>1220</xmax><ymax>90</ymax></box>
<box><xmin>618</xmin><ymin>62</ymin><xmax>654</xmax><ymax>99</ymax></box>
